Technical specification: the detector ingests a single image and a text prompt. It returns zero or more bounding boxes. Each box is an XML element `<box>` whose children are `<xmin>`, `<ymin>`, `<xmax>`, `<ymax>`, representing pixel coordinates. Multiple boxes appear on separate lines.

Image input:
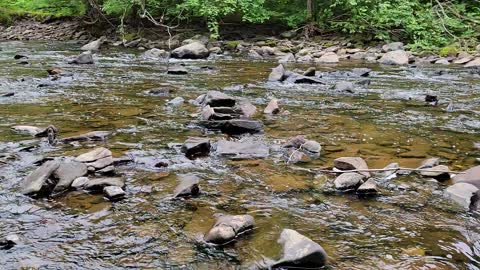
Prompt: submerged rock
<box><xmin>181</xmin><ymin>137</ymin><xmax>211</xmax><ymax>158</ymax></box>
<box><xmin>60</xmin><ymin>131</ymin><xmax>111</xmax><ymax>143</ymax></box>
<box><xmin>378</xmin><ymin>50</ymin><xmax>409</xmax><ymax>65</ymax></box>
<box><xmin>268</xmin><ymin>64</ymin><xmax>286</xmax><ymax>82</ymax></box>
<box><xmin>264</xmin><ymin>99</ymin><xmax>280</xmax><ymax>114</ymax></box>
<box><xmin>68</xmin><ymin>51</ymin><xmax>94</xmax><ymax>64</ymax></box>
<box><xmin>171</xmin><ymin>42</ymin><xmax>209</xmax><ymax>59</ymax></box>
<box><xmin>334</xmin><ymin>172</ymin><xmax>364</xmax><ymax>190</ymax></box>
<box><xmin>452</xmin><ymin>166</ymin><xmax>480</xmax><ymax>189</ymax></box>
<box><xmin>20</xmin><ymin>161</ymin><xmax>60</xmax><ymax>196</ymax></box>
<box><xmin>444</xmin><ymin>183</ymin><xmax>479</xmax><ymax>209</ymax></box>
<box><xmin>269</xmin><ymin>229</ymin><xmax>328</xmax><ymax>269</ymax></box>
<box><xmin>103</xmin><ymin>186</ymin><xmax>125</xmax><ymax>201</ymax></box>
<box><xmin>52</xmin><ymin>162</ymin><xmax>88</xmax><ymax>193</ymax></box>
<box><xmin>204</xmin><ymin>214</ymin><xmax>254</xmax><ymax>245</ymax></box>
<box><xmin>216</xmin><ymin>139</ymin><xmax>269</xmax><ymax>159</ymax></box>
<box><xmin>334</xmin><ymin>157</ymin><xmax>370</xmax><ymax>177</ymax></box>
<box><xmin>173</xmin><ymin>174</ymin><xmax>200</xmax><ymax>197</ymax></box>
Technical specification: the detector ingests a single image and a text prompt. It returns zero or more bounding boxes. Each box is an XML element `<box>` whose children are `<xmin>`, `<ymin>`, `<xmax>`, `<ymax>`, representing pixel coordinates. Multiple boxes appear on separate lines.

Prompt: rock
<box><xmin>205</xmin><ymin>215</ymin><xmax>255</xmax><ymax>245</ymax></box>
<box><xmin>52</xmin><ymin>162</ymin><xmax>88</xmax><ymax>193</ymax></box>
<box><xmin>20</xmin><ymin>161</ymin><xmax>61</xmax><ymax>196</ymax></box>
<box><xmin>103</xmin><ymin>186</ymin><xmax>125</xmax><ymax>201</ymax></box>
<box><xmin>356</xmin><ymin>179</ymin><xmax>378</xmax><ymax>195</ymax></box>
<box><xmin>382</xmin><ymin>42</ymin><xmax>404</xmax><ymax>52</ymax></box>
<box><xmin>236</xmin><ymin>100</ymin><xmax>257</xmax><ymax>118</ymax></box>
<box><xmin>145</xmin><ymin>88</ymin><xmax>172</xmax><ymax>97</ymax></box>
<box><xmin>378</xmin><ymin>50</ymin><xmax>409</xmax><ymax>65</ymax></box>
<box><xmin>14</xmin><ymin>54</ymin><xmax>28</xmax><ymax>59</ymax></box>
<box><xmin>315</xmin><ymin>52</ymin><xmax>339</xmax><ymax>63</ymax></box>
<box><xmin>80</xmin><ymin>37</ymin><xmax>105</xmax><ymax>51</ymax></box>
<box><xmin>474</xmin><ymin>142</ymin><xmax>480</xmax><ymax>150</ymax></box>
<box><xmin>454</xmin><ymin>56</ymin><xmax>473</xmax><ymax>65</ymax></box>
<box><xmin>181</xmin><ymin>137</ymin><xmax>211</xmax><ymax>158</ymax></box>
<box><xmin>167</xmin><ymin>66</ymin><xmax>188</xmax><ymax>75</ymax></box>
<box><xmin>11</xmin><ymin>125</ymin><xmax>43</xmax><ymax>136</ymax></box>
<box><xmin>297</xmin><ymin>55</ymin><xmax>313</xmax><ymax>62</ymax></box>
<box><xmin>97</xmin><ymin>165</ymin><xmax>115</xmax><ymax>174</ymax></box>
<box><xmin>75</xmin><ymin>147</ymin><xmax>112</xmax><ymax>163</ymax></box>
<box><xmin>68</xmin><ymin>51</ymin><xmax>94</xmax><ymax>64</ymax></box>
<box><xmin>60</xmin><ymin>131</ymin><xmax>110</xmax><ymax>143</ymax></box>
<box><xmin>268</xmin><ymin>64</ymin><xmax>286</xmax><ymax>82</ymax></box>
<box><xmin>334</xmin><ymin>157</ymin><xmax>370</xmax><ymax>177</ymax></box>
<box><xmin>418</xmin><ymin>157</ymin><xmax>440</xmax><ymax>169</ymax></box>
<box><xmin>444</xmin><ymin>183</ymin><xmax>479</xmax><ymax>209</ymax></box>
<box><xmin>167</xmin><ymin>97</ymin><xmax>185</xmax><ymax>107</ymax></box>
<box><xmin>375</xmin><ymin>163</ymin><xmax>399</xmax><ymax>178</ymax></box>
<box><xmin>264</xmin><ymin>99</ymin><xmax>280</xmax><ymax>114</ymax></box>
<box><xmin>356</xmin><ymin>79</ymin><xmax>371</xmax><ymax>87</ymax></box>
<box><xmin>452</xmin><ymin>166</ymin><xmax>480</xmax><ymax>189</ymax></box>
<box><xmin>182</xmin><ymin>35</ymin><xmax>209</xmax><ymax>45</ymax></box>
<box><xmin>335</xmin><ymin>81</ymin><xmax>354</xmax><ymax>93</ymax></box>
<box><xmin>1</xmin><ymin>92</ymin><xmax>14</xmax><ymax>97</ymax></box>
<box><xmin>286</xmin><ymin>149</ymin><xmax>312</xmax><ymax>164</ymax></box>
<box><xmin>86</xmin><ymin>156</ymin><xmax>114</xmax><ymax>170</ymax></box>
<box><xmin>216</xmin><ymin>139</ymin><xmax>269</xmax><ymax>159</ymax></box>
<box><xmin>419</xmin><ymin>165</ymin><xmax>450</xmax><ymax>181</ymax></box>
<box><xmin>171</xmin><ymin>42</ymin><xmax>209</xmax><ymax>59</ymax></box>
<box><xmin>435</xmin><ymin>58</ymin><xmax>450</xmax><ymax>65</ymax></box>
<box><xmin>303</xmin><ymin>67</ymin><xmax>316</xmax><ymax>77</ymax></box>
<box><xmin>465</xmin><ymin>58</ymin><xmax>480</xmax><ymax>68</ymax></box>
<box><xmin>209</xmin><ymin>47</ymin><xmax>222</xmax><ymax>54</ymax></box>
<box><xmin>201</xmin><ymin>119</ymin><xmax>263</xmax><ymax>135</ymax></box>
<box><xmin>270</xmin><ymin>229</ymin><xmax>328</xmax><ymax>269</ymax></box>
<box><xmin>247</xmin><ymin>50</ymin><xmax>264</xmax><ymax>60</ymax></box>
<box><xmin>173</xmin><ymin>174</ymin><xmax>200</xmax><ymax>197</ymax></box>
<box><xmin>85</xmin><ymin>177</ymin><xmax>125</xmax><ymax>191</ymax></box>
<box><xmin>302</xmin><ymin>140</ymin><xmax>321</xmax><ymax>154</ymax></box>
<box><xmin>278</xmin><ymin>53</ymin><xmax>295</xmax><ymax>63</ymax></box>
<box><xmin>284</xmin><ymin>73</ymin><xmax>325</xmax><ymax>84</ymax></box>
<box><xmin>143</xmin><ymin>48</ymin><xmax>168</xmax><ymax>59</ymax></box>
<box><xmin>284</xmin><ymin>135</ymin><xmax>306</xmax><ymax>149</ymax></box>
<box><xmin>71</xmin><ymin>177</ymin><xmax>89</xmax><ymax>190</ymax></box>
<box><xmin>124</xmin><ymin>38</ymin><xmax>141</xmax><ymax>47</ymax></box>
<box><xmin>351</xmin><ymin>68</ymin><xmax>371</xmax><ymax>77</ymax></box>
<box><xmin>334</xmin><ymin>172</ymin><xmax>364</xmax><ymax>190</ymax></box>
<box><xmin>202</xmin><ymin>91</ymin><xmax>236</xmax><ymax>107</ymax></box>
<box><xmin>0</xmin><ymin>234</ymin><xmax>20</xmax><ymax>250</ymax></box>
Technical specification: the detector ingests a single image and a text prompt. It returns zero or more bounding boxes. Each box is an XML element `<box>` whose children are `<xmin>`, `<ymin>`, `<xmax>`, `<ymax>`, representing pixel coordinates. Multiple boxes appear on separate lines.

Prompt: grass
<box><xmin>0</xmin><ymin>0</ymin><xmax>86</xmax><ymax>21</ymax></box>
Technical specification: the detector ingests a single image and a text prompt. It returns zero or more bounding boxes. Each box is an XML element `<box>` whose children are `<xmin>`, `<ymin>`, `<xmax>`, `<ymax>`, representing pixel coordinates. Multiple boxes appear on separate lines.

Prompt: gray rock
<box><xmin>335</xmin><ymin>81</ymin><xmax>354</xmax><ymax>93</ymax></box>
<box><xmin>444</xmin><ymin>183</ymin><xmax>479</xmax><ymax>209</ymax></box>
<box><xmin>268</xmin><ymin>64</ymin><xmax>286</xmax><ymax>82</ymax></box>
<box><xmin>418</xmin><ymin>157</ymin><xmax>440</xmax><ymax>169</ymax></box>
<box><xmin>0</xmin><ymin>234</ymin><xmax>20</xmax><ymax>250</ymax></box>
<box><xmin>52</xmin><ymin>162</ymin><xmax>88</xmax><ymax>193</ymax></box>
<box><xmin>167</xmin><ymin>97</ymin><xmax>185</xmax><ymax>107</ymax></box>
<box><xmin>97</xmin><ymin>165</ymin><xmax>115</xmax><ymax>174</ymax></box>
<box><xmin>174</xmin><ymin>174</ymin><xmax>200</xmax><ymax>197</ymax></box>
<box><xmin>452</xmin><ymin>166</ymin><xmax>480</xmax><ymax>189</ymax></box>
<box><xmin>60</xmin><ymin>131</ymin><xmax>111</xmax><ymax>143</ymax></box>
<box><xmin>201</xmin><ymin>119</ymin><xmax>263</xmax><ymax>135</ymax></box>
<box><xmin>278</xmin><ymin>53</ymin><xmax>295</xmax><ymax>63</ymax></box>
<box><xmin>382</xmin><ymin>42</ymin><xmax>404</xmax><ymax>52</ymax></box>
<box><xmin>103</xmin><ymin>186</ymin><xmax>125</xmax><ymax>201</ymax></box>
<box><xmin>143</xmin><ymin>48</ymin><xmax>168</xmax><ymax>59</ymax></box>
<box><xmin>264</xmin><ymin>99</ymin><xmax>280</xmax><ymax>114</ymax></box>
<box><xmin>216</xmin><ymin>139</ymin><xmax>269</xmax><ymax>159</ymax></box>
<box><xmin>351</xmin><ymin>68</ymin><xmax>371</xmax><ymax>77</ymax></box>
<box><xmin>80</xmin><ymin>37</ymin><xmax>105</xmax><ymax>51</ymax></box>
<box><xmin>284</xmin><ymin>73</ymin><xmax>325</xmax><ymax>84</ymax></box>
<box><xmin>302</xmin><ymin>140</ymin><xmax>321</xmax><ymax>154</ymax></box>
<box><xmin>204</xmin><ymin>215</ymin><xmax>254</xmax><ymax>245</ymax></box>
<box><xmin>85</xmin><ymin>177</ymin><xmax>125</xmax><ymax>191</ymax></box>
<box><xmin>334</xmin><ymin>172</ymin><xmax>364</xmax><ymax>190</ymax></box>
<box><xmin>21</xmin><ymin>161</ymin><xmax>60</xmax><ymax>196</ymax></box>
<box><xmin>303</xmin><ymin>67</ymin><xmax>316</xmax><ymax>77</ymax></box>
<box><xmin>284</xmin><ymin>135</ymin><xmax>307</xmax><ymax>149</ymax></box>
<box><xmin>181</xmin><ymin>137</ymin><xmax>211</xmax><ymax>158</ymax></box>
<box><xmin>270</xmin><ymin>229</ymin><xmax>328</xmax><ymax>269</ymax></box>
<box><xmin>465</xmin><ymin>58</ymin><xmax>480</xmax><ymax>68</ymax></box>
<box><xmin>75</xmin><ymin>147</ymin><xmax>112</xmax><ymax>163</ymax></box>
<box><xmin>167</xmin><ymin>66</ymin><xmax>188</xmax><ymax>75</ymax></box>
<box><xmin>71</xmin><ymin>177</ymin><xmax>89</xmax><ymax>190</ymax></box>
<box><xmin>375</xmin><ymin>163</ymin><xmax>399</xmax><ymax>178</ymax></box>
<box><xmin>200</xmin><ymin>105</ymin><xmax>232</xmax><ymax>120</ymax></box>
<box><xmin>378</xmin><ymin>50</ymin><xmax>409</xmax><ymax>65</ymax></box>
<box><xmin>247</xmin><ymin>50</ymin><xmax>264</xmax><ymax>60</ymax></box>
<box><xmin>419</xmin><ymin>165</ymin><xmax>450</xmax><ymax>181</ymax></box>
<box><xmin>236</xmin><ymin>100</ymin><xmax>257</xmax><ymax>118</ymax></box>
<box><xmin>86</xmin><ymin>156</ymin><xmax>114</xmax><ymax>170</ymax></box>
<box><xmin>435</xmin><ymin>58</ymin><xmax>450</xmax><ymax>65</ymax></box>
<box><xmin>171</xmin><ymin>42</ymin><xmax>209</xmax><ymax>59</ymax></box>
<box><xmin>11</xmin><ymin>125</ymin><xmax>43</xmax><ymax>136</ymax></box>
<box><xmin>202</xmin><ymin>91</ymin><xmax>236</xmax><ymax>107</ymax></box>
<box><xmin>356</xmin><ymin>179</ymin><xmax>378</xmax><ymax>195</ymax></box>
<box><xmin>315</xmin><ymin>52</ymin><xmax>339</xmax><ymax>63</ymax></box>
<box><xmin>334</xmin><ymin>157</ymin><xmax>370</xmax><ymax>177</ymax></box>
<box><xmin>68</xmin><ymin>51</ymin><xmax>94</xmax><ymax>64</ymax></box>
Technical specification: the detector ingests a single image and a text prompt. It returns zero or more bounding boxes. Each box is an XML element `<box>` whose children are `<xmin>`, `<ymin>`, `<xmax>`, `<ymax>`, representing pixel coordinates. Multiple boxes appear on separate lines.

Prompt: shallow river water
<box><xmin>1</xmin><ymin>41</ymin><xmax>480</xmax><ymax>269</ymax></box>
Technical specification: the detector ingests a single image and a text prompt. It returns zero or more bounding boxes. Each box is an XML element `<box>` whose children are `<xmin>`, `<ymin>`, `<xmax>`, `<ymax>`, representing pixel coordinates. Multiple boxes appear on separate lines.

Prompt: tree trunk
<box><xmin>307</xmin><ymin>0</ymin><xmax>314</xmax><ymax>21</ymax></box>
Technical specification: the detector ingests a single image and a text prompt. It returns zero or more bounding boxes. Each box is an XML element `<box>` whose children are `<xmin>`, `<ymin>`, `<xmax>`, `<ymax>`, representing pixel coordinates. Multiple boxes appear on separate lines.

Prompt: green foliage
<box><xmin>439</xmin><ymin>45</ymin><xmax>459</xmax><ymax>57</ymax></box>
<box><xmin>0</xmin><ymin>0</ymin><xmax>86</xmax><ymax>17</ymax></box>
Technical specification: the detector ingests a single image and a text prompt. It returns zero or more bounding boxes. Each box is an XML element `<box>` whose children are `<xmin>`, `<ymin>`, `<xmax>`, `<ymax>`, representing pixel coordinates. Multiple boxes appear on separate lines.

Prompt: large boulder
<box><xmin>20</xmin><ymin>161</ymin><xmax>61</xmax><ymax>196</ymax></box>
<box><xmin>378</xmin><ymin>50</ymin><xmax>409</xmax><ymax>65</ymax></box>
<box><xmin>173</xmin><ymin>174</ymin><xmax>200</xmax><ymax>198</ymax></box>
<box><xmin>216</xmin><ymin>139</ymin><xmax>269</xmax><ymax>159</ymax></box>
<box><xmin>171</xmin><ymin>42</ymin><xmax>209</xmax><ymax>59</ymax></box>
<box><xmin>444</xmin><ymin>183</ymin><xmax>479</xmax><ymax>209</ymax></box>
<box><xmin>52</xmin><ymin>162</ymin><xmax>88</xmax><ymax>193</ymax></box>
<box><xmin>452</xmin><ymin>166</ymin><xmax>480</xmax><ymax>189</ymax></box>
<box><xmin>334</xmin><ymin>157</ymin><xmax>370</xmax><ymax>177</ymax></box>
<box><xmin>204</xmin><ymin>215</ymin><xmax>254</xmax><ymax>245</ymax></box>
<box><xmin>270</xmin><ymin>229</ymin><xmax>328</xmax><ymax>269</ymax></box>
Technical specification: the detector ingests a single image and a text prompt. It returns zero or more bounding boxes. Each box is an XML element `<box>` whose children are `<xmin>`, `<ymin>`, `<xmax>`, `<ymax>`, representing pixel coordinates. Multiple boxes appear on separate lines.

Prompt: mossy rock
<box><xmin>225</xmin><ymin>40</ymin><xmax>240</xmax><ymax>50</ymax></box>
<box><xmin>439</xmin><ymin>46</ymin><xmax>459</xmax><ymax>57</ymax></box>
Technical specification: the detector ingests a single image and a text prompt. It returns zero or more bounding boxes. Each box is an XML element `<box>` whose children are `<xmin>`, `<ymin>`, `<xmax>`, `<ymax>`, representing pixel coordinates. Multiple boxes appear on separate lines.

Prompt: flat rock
<box><xmin>465</xmin><ymin>58</ymin><xmax>480</xmax><ymax>68</ymax></box>
<box><xmin>181</xmin><ymin>137</ymin><xmax>211</xmax><ymax>158</ymax></box>
<box><xmin>60</xmin><ymin>131</ymin><xmax>111</xmax><ymax>143</ymax></box>
<box><xmin>264</xmin><ymin>99</ymin><xmax>280</xmax><ymax>114</ymax></box>
<box><xmin>20</xmin><ymin>161</ymin><xmax>61</xmax><ymax>196</ymax></box>
<box><xmin>75</xmin><ymin>147</ymin><xmax>112</xmax><ymax>163</ymax></box>
<box><xmin>204</xmin><ymin>215</ymin><xmax>254</xmax><ymax>245</ymax></box>
<box><xmin>173</xmin><ymin>174</ymin><xmax>200</xmax><ymax>197</ymax></box>
<box><xmin>444</xmin><ymin>183</ymin><xmax>479</xmax><ymax>209</ymax></box>
<box><xmin>201</xmin><ymin>119</ymin><xmax>263</xmax><ymax>135</ymax></box>
<box><xmin>356</xmin><ymin>179</ymin><xmax>378</xmax><ymax>195</ymax></box>
<box><xmin>171</xmin><ymin>42</ymin><xmax>209</xmax><ymax>59</ymax></box>
<box><xmin>378</xmin><ymin>50</ymin><xmax>409</xmax><ymax>65</ymax></box>
<box><xmin>334</xmin><ymin>157</ymin><xmax>370</xmax><ymax>177</ymax></box>
<box><xmin>71</xmin><ymin>177</ymin><xmax>89</xmax><ymax>190</ymax></box>
<box><xmin>86</xmin><ymin>156</ymin><xmax>114</xmax><ymax>170</ymax></box>
<box><xmin>268</xmin><ymin>64</ymin><xmax>286</xmax><ymax>82</ymax></box>
<box><xmin>167</xmin><ymin>66</ymin><xmax>188</xmax><ymax>75</ymax></box>
<box><xmin>375</xmin><ymin>163</ymin><xmax>399</xmax><ymax>178</ymax></box>
<box><xmin>11</xmin><ymin>125</ymin><xmax>43</xmax><ymax>136</ymax></box>
<box><xmin>85</xmin><ymin>177</ymin><xmax>125</xmax><ymax>191</ymax></box>
<box><xmin>216</xmin><ymin>139</ymin><xmax>269</xmax><ymax>159</ymax></box>
<box><xmin>418</xmin><ymin>157</ymin><xmax>440</xmax><ymax>169</ymax></box>
<box><xmin>167</xmin><ymin>97</ymin><xmax>184</xmax><ymax>107</ymax></box>
<box><xmin>334</xmin><ymin>172</ymin><xmax>364</xmax><ymax>190</ymax></box>
<box><xmin>52</xmin><ymin>162</ymin><xmax>88</xmax><ymax>193</ymax></box>
<box><xmin>270</xmin><ymin>229</ymin><xmax>328</xmax><ymax>269</ymax></box>
<box><xmin>351</xmin><ymin>68</ymin><xmax>371</xmax><ymax>77</ymax></box>
<box><xmin>202</xmin><ymin>91</ymin><xmax>236</xmax><ymax>107</ymax></box>
<box><xmin>452</xmin><ymin>166</ymin><xmax>480</xmax><ymax>189</ymax></box>
<box><xmin>103</xmin><ymin>186</ymin><xmax>125</xmax><ymax>201</ymax></box>
<box><xmin>419</xmin><ymin>165</ymin><xmax>450</xmax><ymax>181</ymax></box>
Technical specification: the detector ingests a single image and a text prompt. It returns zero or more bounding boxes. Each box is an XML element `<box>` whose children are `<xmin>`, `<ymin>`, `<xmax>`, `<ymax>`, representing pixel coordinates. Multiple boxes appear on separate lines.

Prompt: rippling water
<box><xmin>0</xmin><ymin>41</ymin><xmax>480</xmax><ymax>269</ymax></box>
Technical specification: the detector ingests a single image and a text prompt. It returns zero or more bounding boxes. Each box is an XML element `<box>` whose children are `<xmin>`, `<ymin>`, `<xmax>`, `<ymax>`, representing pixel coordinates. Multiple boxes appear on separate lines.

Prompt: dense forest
<box><xmin>1</xmin><ymin>0</ymin><xmax>479</xmax><ymax>50</ymax></box>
